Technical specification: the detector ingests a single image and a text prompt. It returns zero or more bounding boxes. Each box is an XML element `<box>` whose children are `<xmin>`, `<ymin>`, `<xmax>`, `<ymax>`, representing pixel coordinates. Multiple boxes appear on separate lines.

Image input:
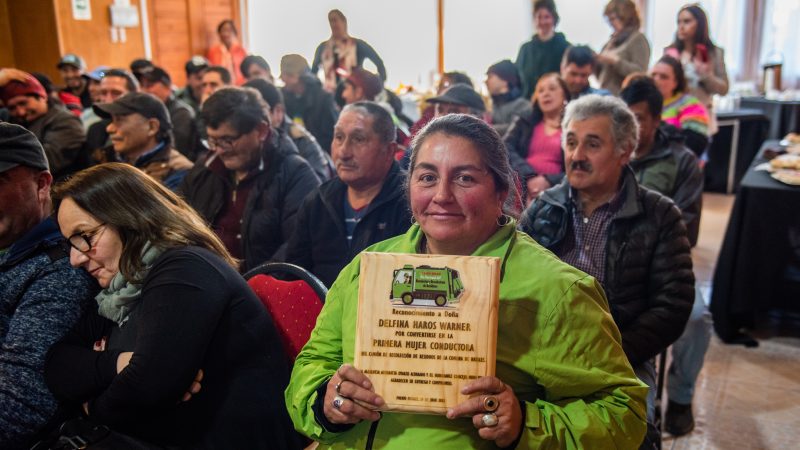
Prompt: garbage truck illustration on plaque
<box><xmin>390</xmin><ymin>264</ymin><xmax>465</xmax><ymax>307</ymax></box>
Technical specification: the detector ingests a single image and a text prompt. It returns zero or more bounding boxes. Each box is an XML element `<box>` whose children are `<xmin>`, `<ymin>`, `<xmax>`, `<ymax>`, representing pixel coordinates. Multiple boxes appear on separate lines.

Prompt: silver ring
<box><xmin>332</xmin><ymin>395</ymin><xmax>345</xmax><ymax>410</ymax></box>
<box><xmin>481</xmin><ymin>413</ymin><xmax>499</xmax><ymax>427</ymax></box>
<box><xmin>483</xmin><ymin>395</ymin><xmax>499</xmax><ymax>412</ymax></box>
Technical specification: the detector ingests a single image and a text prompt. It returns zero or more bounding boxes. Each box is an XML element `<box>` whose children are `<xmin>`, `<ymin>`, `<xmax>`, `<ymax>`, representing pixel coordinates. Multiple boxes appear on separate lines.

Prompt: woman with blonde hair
<box><xmin>45</xmin><ymin>163</ymin><xmax>302</xmax><ymax>449</ymax></box>
<box><xmin>596</xmin><ymin>0</ymin><xmax>651</xmax><ymax>94</ymax></box>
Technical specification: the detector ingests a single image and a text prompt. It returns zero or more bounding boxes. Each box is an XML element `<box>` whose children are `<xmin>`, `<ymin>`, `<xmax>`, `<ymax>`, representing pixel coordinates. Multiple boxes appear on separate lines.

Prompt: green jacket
<box><xmin>286</xmin><ymin>222</ymin><xmax>647</xmax><ymax>449</ymax></box>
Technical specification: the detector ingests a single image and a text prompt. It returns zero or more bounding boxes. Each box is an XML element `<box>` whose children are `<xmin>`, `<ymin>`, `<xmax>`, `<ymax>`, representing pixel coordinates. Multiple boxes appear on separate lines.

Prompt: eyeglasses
<box><xmin>67</xmin><ymin>223</ymin><xmax>107</xmax><ymax>253</ymax></box>
<box><xmin>206</xmin><ymin>133</ymin><xmax>244</xmax><ymax>152</ymax></box>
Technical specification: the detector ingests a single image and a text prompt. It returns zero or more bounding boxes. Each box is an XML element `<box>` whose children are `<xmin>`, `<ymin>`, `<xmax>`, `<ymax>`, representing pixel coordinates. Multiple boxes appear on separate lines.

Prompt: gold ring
<box><xmin>483</xmin><ymin>395</ymin><xmax>499</xmax><ymax>412</ymax></box>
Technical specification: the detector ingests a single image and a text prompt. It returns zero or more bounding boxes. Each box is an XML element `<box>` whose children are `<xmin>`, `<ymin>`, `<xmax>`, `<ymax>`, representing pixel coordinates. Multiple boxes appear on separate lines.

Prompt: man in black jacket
<box><xmin>520</xmin><ymin>94</ymin><xmax>694</xmax><ymax>448</ymax></box>
<box><xmin>284</xmin><ymin>102</ymin><xmax>410</xmax><ymax>287</ymax></box>
<box><xmin>621</xmin><ymin>78</ymin><xmax>710</xmax><ymax>437</ymax></box>
<box><xmin>280</xmin><ymin>54</ymin><xmax>339</xmax><ymax>154</ymax></box>
<box><xmin>180</xmin><ymin>87</ymin><xmax>320</xmax><ymax>272</ymax></box>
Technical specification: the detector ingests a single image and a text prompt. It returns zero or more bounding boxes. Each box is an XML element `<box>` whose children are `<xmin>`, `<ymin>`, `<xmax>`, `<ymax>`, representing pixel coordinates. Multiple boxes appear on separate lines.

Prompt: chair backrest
<box><xmin>245</xmin><ymin>263</ymin><xmax>327</xmax><ymax>362</ymax></box>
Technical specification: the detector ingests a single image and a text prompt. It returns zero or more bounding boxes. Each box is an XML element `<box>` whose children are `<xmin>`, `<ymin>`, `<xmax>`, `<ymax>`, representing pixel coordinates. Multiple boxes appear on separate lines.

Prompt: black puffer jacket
<box><xmin>282</xmin><ymin>74</ymin><xmax>339</xmax><ymax>153</ymax></box>
<box><xmin>179</xmin><ymin>132</ymin><xmax>321</xmax><ymax>272</ymax></box>
<box><xmin>283</xmin><ymin>162</ymin><xmax>410</xmax><ymax>287</ymax></box>
<box><xmin>519</xmin><ymin>168</ymin><xmax>694</xmax><ymax>366</ymax></box>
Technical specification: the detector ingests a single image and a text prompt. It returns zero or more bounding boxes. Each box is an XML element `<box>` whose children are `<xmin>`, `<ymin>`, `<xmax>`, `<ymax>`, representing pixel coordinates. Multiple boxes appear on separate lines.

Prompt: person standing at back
<box><xmin>311</xmin><ymin>9</ymin><xmax>387</xmax><ymax>92</ymax></box>
<box><xmin>665</xmin><ymin>4</ymin><xmax>728</xmax><ymax>136</ymax></box>
<box><xmin>207</xmin><ymin>20</ymin><xmax>248</xmax><ymax>86</ymax></box>
<box><xmin>595</xmin><ymin>0</ymin><xmax>651</xmax><ymax>95</ymax></box>
<box><xmin>515</xmin><ymin>0</ymin><xmax>571</xmax><ymax>100</ymax></box>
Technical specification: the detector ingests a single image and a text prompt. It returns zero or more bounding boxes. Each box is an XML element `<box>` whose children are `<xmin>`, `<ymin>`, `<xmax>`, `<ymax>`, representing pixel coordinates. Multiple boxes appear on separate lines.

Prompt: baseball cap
<box><xmin>57</xmin><ymin>53</ymin><xmax>86</xmax><ymax>71</ymax></box>
<box><xmin>85</xmin><ymin>66</ymin><xmax>110</xmax><ymax>82</ymax></box>
<box><xmin>0</xmin><ymin>123</ymin><xmax>49</xmax><ymax>173</ymax></box>
<box><xmin>185</xmin><ymin>56</ymin><xmax>210</xmax><ymax>75</ymax></box>
<box><xmin>93</xmin><ymin>92</ymin><xmax>172</xmax><ymax>131</ymax></box>
<box><xmin>140</xmin><ymin>66</ymin><xmax>172</xmax><ymax>86</ymax></box>
<box><xmin>426</xmin><ymin>84</ymin><xmax>486</xmax><ymax>112</ymax></box>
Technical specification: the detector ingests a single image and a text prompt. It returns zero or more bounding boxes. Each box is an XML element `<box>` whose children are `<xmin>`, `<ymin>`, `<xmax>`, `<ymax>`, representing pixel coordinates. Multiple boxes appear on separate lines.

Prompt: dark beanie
<box><xmin>0</xmin><ymin>123</ymin><xmax>49</xmax><ymax>173</ymax></box>
<box><xmin>487</xmin><ymin>60</ymin><xmax>521</xmax><ymax>90</ymax></box>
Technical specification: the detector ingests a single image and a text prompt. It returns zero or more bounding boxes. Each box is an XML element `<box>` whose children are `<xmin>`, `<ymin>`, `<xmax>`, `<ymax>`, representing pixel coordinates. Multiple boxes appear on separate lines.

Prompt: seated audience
<box><xmin>561</xmin><ymin>45</ymin><xmax>611</xmax><ymax>98</ymax></box>
<box><xmin>409</xmin><ymin>71</ymin><xmax>474</xmax><ymax>139</ymax></box>
<box><xmin>0</xmin><ymin>124</ymin><xmax>95</xmax><ymax>449</ymax></box>
<box><xmin>520</xmin><ymin>94</ymin><xmax>694</xmax><ymax>447</ymax></box>
<box><xmin>86</xmin><ymin>69</ymin><xmax>140</xmax><ymax>163</ymax></box>
<box><xmin>650</xmin><ymin>55</ymin><xmax>710</xmax><ymax>156</ymax></box>
<box><xmin>32</xmin><ymin>72</ymin><xmax>82</xmax><ymax>117</ymax></box>
<box><xmin>621</xmin><ymin>77</ymin><xmax>703</xmax><ymax>246</ymax></box>
<box><xmin>201</xmin><ymin>65</ymin><xmax>233</xmax><ymax>104</ymax></box>
<box><xmin>208</xmin><ymin>19</ymin><xmax>248</xmax><ymax>85</ymax></box>
<box><xmin>57</xmin><ymin>54</ymin><xmax>92</xmax><ymax>109</ymax></box>
<box><xmin>80</xmin><ymin>66</ymin><xmax>110</xmax><ymax>131</ymax></box>
<box><xmin>180</xmin><ymin>87</ymin><xmax>320</xmax><ymax>271</ymax></box>
<box><xmin>621</xmin><ymin>77</ymin><xmax>712</xmax><ymax>439</ymax></box>
<box><xmin>504</xmin><ymin>73</ymin><xmax>569</xmax><ymax>203</ymax></box>
<box><xmin>0</xmin><ymin>71</ymin><xmax>86</xmax><ymax>180</ymax></box>
<box><xmin>176</xmin><ymin>56</ymin><xmax>209</xmax><ymax>116</ymax></box>
<box><xmin>595</xmin><ymin>0</ymin><xmax>650</xmax><ymax>95</ymax></box>
<box><xmin>427</xmin><ymin>83</ymin><xmax>485</xmax><ymax>119</ymax></box>
<box><xmin>140</xmin><ymin>66</ymin><xmax>200</xmax><ymax>160</ymax></box>
<box><xmin>45</xmin><ymin>163</ymin><xmax>303</xmax><ymax>449</ymax></box>
<box><xmin>284</xmin><ymin>102</ymin><xmax>410</xmax><ymax>287</ymax></box>
<box><xmin>311</xmin><ymin>9</ymin><xmax>387</xmax><ymax>92</ymax></box>
<box><xmin>486</xmin><ymin>59</ymin><xmax>530</xmax><ymax>136</ymax></box>
<box><xmin>93</xmin><ymin>92</ymin><xmax>193</xmax><ymax>190</ymax></box>
<box><xmin>286</xmin><ymin>113</ymin><xmax>647</xmax><ymax>448</ymax></box>
<box><xmin>515</xmin><ymin>0</ymin><xmax>571</xmax><ymax>99</ymax></box>
<box><xmin>241</xmin><ymin>55</ymin><xmax>275</xmax><ymax>83</ymax></box>
<box><xmin>129</xmin><ymin>58</ymin><xmax>154</xmax><ymax>84</ymax></box>
<box><xmin>280</xmin><ymin>54</ymin><xmax>339</xmax><ymax>153</ymax></box>
<box><xmin>244</xmin><ymin>78</ymin><xmax>333</xmax><ymax>181</ymax></box>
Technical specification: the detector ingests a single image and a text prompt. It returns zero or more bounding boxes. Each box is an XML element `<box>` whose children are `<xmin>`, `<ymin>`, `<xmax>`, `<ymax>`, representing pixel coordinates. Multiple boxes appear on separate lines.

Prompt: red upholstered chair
<box><xmin>244</xmin><ymin>263</ymin><xmax>327</xmax><ymax>363</ymax></box>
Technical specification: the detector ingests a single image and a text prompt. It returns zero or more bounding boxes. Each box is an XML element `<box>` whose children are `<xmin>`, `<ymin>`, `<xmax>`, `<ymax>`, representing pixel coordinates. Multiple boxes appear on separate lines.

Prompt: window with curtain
<box><xmin>760</xmin><ymin>0</ymin><xmax>800</xmax><ymax>89</ymax></box>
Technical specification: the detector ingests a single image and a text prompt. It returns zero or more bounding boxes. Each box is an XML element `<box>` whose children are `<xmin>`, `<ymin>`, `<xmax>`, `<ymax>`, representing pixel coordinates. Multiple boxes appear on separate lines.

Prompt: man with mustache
<box><xmin>284</xmin><ymin>102</ymin><xmax>410</xmax><ymax>287</ymax></box>
<box><xmin>520</xmin><ymin>94</ymin><xmax>694</xmax><ymax>448</ymax></box>
<box><xmin>180</xmin><ymin>87</ymin><xmax>320</xmax><ymax>272</ymax></box>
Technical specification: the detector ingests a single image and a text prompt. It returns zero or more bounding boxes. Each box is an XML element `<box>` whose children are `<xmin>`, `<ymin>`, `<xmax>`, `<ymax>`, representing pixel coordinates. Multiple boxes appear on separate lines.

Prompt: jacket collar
<box><xmin>541</xmin><ymin>166</ymin><xmax>642</xmax><ymax>219</ymax></box>
<box><xmin>1</xmin><ymin>217</ymin><xmax>64</xmax><ymax>267</ymax></box>
<box><xmin>320</xmin><ymin>161</ymin><xmax>405</xmax><ymax>215</ymax></box>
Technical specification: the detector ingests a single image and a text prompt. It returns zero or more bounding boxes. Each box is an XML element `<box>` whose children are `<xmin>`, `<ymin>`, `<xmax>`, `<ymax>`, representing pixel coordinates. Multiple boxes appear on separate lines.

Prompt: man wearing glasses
<box><xmin>180</xmin><ymin>87</ymin><xmax>320</xmax><ymax>272</ymax></box>
<box><xmin>0</xmin><ymin>123</ymin><xmax>96</xmax><ymax>448</ymax></box>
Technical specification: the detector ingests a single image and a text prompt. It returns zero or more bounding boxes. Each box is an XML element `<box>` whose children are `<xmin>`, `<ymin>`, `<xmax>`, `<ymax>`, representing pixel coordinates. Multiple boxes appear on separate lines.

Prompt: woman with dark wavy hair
<box><xmin>665</xmin><ymin>3</ymin><xmax>729</xmax><ymax>135</ymax></box>
<box><xmin>45</xmin><ymin>163</ymin><xmax>302</xmax><ymax>449</ymax></box>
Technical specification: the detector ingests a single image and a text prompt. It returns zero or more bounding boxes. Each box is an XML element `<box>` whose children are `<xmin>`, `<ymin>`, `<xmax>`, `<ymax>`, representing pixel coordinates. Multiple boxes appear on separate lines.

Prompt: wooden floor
<box><xmin>665</xmin><ymin>193</ymin><xmax>800</xmax><ymax>449</ymax></box>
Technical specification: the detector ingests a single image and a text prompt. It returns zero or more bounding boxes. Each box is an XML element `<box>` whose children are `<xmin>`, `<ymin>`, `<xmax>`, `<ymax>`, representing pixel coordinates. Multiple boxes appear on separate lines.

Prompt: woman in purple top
<box><xmin>503</xmin><ymin>73</ymin><xmax>570</xmax><ymax>205</ymax></box>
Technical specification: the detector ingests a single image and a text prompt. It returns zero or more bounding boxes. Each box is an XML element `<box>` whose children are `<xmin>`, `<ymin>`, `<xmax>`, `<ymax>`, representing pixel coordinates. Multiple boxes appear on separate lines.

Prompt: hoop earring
<box><xmin>496</xmin><ymin>214</ymin><xmax>511</xmax><ymax>227</ymax></box>
<box><xmin>410</xmin><ymin>215</ymin><xmax>418</xmax><ymax>225</ymax></box>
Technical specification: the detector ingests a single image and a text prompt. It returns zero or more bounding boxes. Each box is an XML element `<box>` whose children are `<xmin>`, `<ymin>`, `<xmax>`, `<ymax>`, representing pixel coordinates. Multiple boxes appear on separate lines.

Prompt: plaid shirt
<box><xmin>561</xmin><ymin>187</ymin><xmax>626</xmax><ymax>285</ymax></box>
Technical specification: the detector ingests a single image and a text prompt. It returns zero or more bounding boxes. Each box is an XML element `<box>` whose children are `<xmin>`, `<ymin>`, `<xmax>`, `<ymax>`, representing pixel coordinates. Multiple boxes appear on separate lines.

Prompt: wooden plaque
<box><xmin>353</xmin><ymin>252</ymin><xmax>499</xmax><ymax>414</ymax></box>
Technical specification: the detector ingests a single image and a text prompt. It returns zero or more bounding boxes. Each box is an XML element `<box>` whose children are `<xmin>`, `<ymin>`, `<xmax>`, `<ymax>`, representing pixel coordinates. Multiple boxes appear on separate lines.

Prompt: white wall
<box><xmin>247</xmin><ymin>0</ymin><xmax>752</xmax><ymax>92</ymax></box>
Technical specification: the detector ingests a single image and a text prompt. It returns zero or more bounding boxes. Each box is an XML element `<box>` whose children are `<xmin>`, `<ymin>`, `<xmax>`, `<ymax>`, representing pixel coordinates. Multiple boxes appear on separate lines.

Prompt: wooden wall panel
<box><xmin>54</xmin><ymin>0</ymin><xmax>146</xmax><ymax>74</ymax></box>
<box><xmin>6</xmin><ymin>0</ymin><xmax>61</xmax><ymax>82</ymax></box>
<box><xmin>0</xmin><ymin>1</ymin><xmax>15</xmax><ymax>68</ymax></box>
<box><xmin>149</xmin><ymin>0</ymin><xmax>191</xmax><ymax>85</ymax></box>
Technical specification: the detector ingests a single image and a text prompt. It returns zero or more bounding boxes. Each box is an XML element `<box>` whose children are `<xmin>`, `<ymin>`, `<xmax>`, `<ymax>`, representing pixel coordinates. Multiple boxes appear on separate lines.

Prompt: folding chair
<box><xmin>244</xmin><ymin>262</ymin><xmax>327</xmax><ymax>363</ymax></box>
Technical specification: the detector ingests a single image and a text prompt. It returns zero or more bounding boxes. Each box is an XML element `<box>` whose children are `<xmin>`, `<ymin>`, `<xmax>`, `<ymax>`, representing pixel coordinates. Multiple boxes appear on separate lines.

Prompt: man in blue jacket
<box><xmin>0</xmin><ymin>123</ymin><xmax>96</xmax><ymax>449</ymax></box>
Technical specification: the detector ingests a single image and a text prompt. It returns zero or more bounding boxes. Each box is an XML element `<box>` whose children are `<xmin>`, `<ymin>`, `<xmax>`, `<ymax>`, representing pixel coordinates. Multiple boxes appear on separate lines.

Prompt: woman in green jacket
<box><xmin>285</xmin><ymin>114</ymin><xmax>647</xmax><ymax>449</ymax></box>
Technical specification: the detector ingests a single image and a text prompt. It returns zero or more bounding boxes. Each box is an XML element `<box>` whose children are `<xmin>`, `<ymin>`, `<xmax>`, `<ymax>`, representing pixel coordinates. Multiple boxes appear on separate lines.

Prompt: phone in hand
<box><xmin>695</xmin><ymin>44</ymin><xmax>709</xmax><ymax>63</ymax></box>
